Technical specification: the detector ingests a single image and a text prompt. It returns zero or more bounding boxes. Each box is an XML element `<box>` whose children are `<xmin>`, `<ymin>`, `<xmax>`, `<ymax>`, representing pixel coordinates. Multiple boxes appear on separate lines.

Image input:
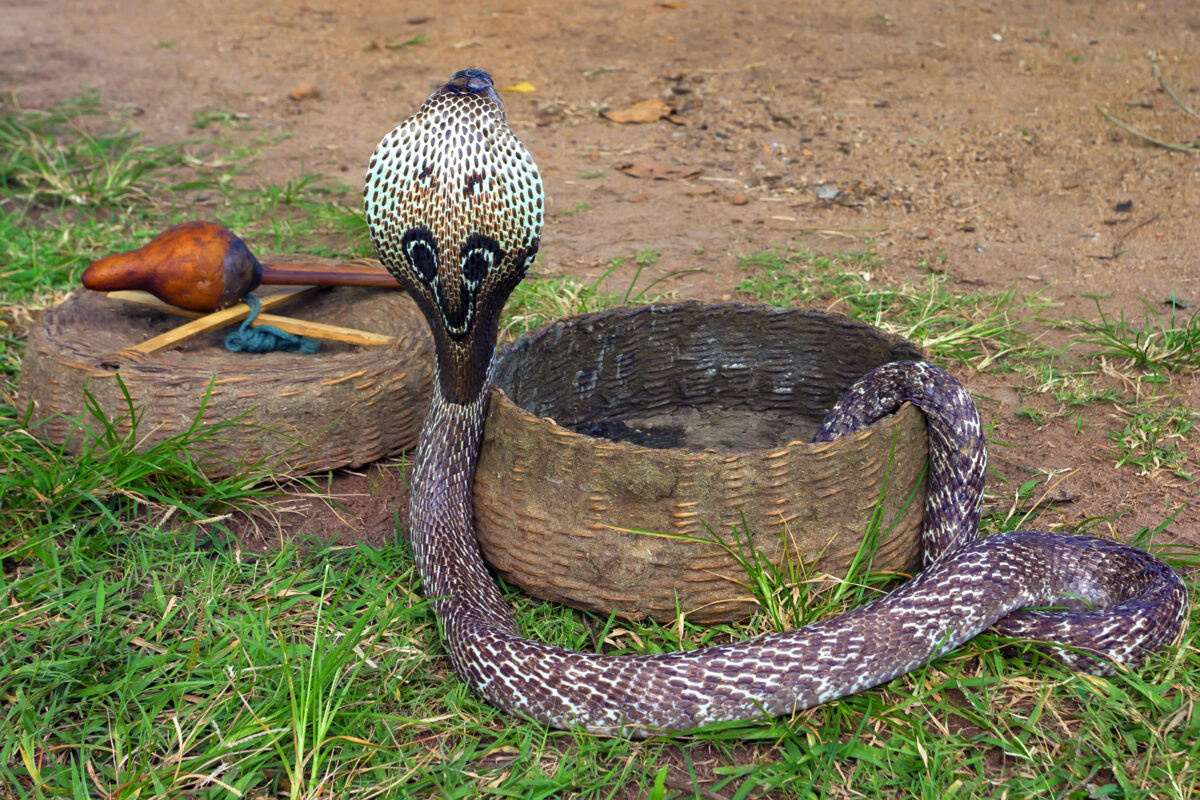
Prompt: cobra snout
<box><xmin>442</xmin><ymin>69</ymin><xmax>503</xmax><ymax>106</ymax></box>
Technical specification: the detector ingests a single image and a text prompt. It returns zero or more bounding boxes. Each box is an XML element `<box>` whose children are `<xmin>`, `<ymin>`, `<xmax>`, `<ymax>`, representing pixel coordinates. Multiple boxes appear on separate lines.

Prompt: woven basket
<box><xmin>474</xmin><ymin>302</ymin><xmax>928</xmax><ymax>623</ymax></box>
<box><xmin>17</xmin><ymin>261</ymin><xmax>433</xmax><ymax>478</ymax></box>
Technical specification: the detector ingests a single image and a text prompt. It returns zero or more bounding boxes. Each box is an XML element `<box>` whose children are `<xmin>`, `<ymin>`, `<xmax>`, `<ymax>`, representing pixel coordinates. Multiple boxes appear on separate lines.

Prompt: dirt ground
<box><xmin>5</xmin><ymin>0</ymin><xmax>1199</xmax><ymax>548</ymax></box>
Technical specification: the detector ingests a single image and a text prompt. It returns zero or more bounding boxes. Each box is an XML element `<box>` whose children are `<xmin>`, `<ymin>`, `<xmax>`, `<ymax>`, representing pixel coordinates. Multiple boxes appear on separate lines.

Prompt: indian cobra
<box><xmin>363</xmin><ymin>69</ymin><xmax>1188</xmax><ymax>737</ymax></box>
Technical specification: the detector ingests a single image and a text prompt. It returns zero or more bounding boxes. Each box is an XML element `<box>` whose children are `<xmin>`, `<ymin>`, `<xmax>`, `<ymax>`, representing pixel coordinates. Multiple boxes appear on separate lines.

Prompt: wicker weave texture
<box><xmin>18</xmin><ymin>266</ymin><xmax>433</xmax><ymax>478</ymax></box>
<box><xmin>475</xmin><ymin>303</ymin><xmax>928</xmax><ymax>623</ymax></box>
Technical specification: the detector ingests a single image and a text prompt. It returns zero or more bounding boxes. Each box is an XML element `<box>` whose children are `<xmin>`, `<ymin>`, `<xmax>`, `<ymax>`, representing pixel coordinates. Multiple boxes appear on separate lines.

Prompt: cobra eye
<box><xmin>460</xmin><ymin>233</ymin><xmax>502</xmax><ymax>286</ymax></box>
<box><xmin>401</xmin><ymin>227</ymin><xmax>439</xmax><ymax>283</ymax></box>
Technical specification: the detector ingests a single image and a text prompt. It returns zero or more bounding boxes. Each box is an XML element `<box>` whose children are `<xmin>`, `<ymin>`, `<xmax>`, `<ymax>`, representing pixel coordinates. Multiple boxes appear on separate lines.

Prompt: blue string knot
<box><xmin>224</xmin><ymin>294</ymin><xmax>319</xmax><ymax>354</ymax></box>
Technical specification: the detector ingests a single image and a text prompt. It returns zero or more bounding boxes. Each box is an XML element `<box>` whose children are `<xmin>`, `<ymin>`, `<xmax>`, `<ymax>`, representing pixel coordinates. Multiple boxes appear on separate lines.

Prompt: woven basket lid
<box><xmin>17</xmin><ymin>259</ymin><xmax>432</xmax><ymax>478</ymax></box>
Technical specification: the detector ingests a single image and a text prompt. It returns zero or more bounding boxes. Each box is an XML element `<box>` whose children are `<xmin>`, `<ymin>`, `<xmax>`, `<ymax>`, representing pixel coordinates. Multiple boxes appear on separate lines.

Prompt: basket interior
<box><xmin>492</xmin><ymin>303</ymin><xmax>923</xmax><ymax>451</ymax></box>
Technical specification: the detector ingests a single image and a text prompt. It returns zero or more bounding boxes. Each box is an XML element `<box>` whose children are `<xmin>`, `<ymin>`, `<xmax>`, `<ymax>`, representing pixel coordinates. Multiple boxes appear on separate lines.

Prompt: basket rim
<box><xmin>488</xmin><ymin>300</ymin><xmax>927</xmax><ymax>460</ymax></box>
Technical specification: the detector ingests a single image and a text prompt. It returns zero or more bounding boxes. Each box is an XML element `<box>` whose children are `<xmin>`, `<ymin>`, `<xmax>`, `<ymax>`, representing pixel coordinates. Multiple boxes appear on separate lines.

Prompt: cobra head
<box><xmin>364</xmin><ymin>69</ymin><xmax>544</xmax><ymax>403</ymax></box>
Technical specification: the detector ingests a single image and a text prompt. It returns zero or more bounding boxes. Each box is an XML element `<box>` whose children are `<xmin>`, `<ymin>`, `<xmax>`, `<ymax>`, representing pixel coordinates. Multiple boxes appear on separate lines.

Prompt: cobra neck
<box><xmin>424</xmin><ymin>307</ymin><xmax>504</xmax><ymax>406</ymax></box>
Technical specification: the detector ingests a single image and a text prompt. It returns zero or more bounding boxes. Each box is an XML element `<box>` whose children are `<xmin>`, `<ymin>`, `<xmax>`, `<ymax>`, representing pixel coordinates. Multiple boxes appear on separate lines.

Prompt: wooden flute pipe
<box><xmin>81</xmin><ymin>220</ymin><xmax>399</xmax><ymax>312</ymax></box>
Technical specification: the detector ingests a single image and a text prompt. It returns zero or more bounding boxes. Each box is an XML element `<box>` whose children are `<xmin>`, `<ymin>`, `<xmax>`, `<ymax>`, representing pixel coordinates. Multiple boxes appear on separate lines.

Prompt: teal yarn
<box><xmin>224</xmin><ymin>294</ymin><xmax>319</xmax><ymax>354</ymax></box>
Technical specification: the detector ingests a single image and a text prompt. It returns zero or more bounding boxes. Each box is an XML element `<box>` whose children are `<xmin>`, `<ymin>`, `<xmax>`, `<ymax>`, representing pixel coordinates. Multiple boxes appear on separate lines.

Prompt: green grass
<box><xmin>502</xmin><ymin>251</ymin><xmax>681</xmax><ymax>337</ymax></box>
<box><xmin>559</xmin><ymin>201</ymin><xmax>590</xmax><ymax>216</ymax></box>
<box><xmin>0</xmin><ymin>90</ymin><xmax>188</xmax><ymax>207</ymax></box>
<box><xmin>1075</xmin><ymin>299</ymin><xmax>1200</xmax><ymax>375</ymax></box>
<box><xmin>5</xmin><ymin>409</ymin><xmax>1195</xmax><ymax>796</ymax></box>
<box><xmin>501</xmin><ymin>273</ymin><xmax>621</xmax><ymax>337</ymax></box>
<box><xmin>1108</xmin><ymin>405</ymin><xmax>1197</xmax><ymax>478</ymax></box>
<box><xmin>1011</xmin><ymin>356</ymin><xmax>1120</xmax><ymax>411</ymax></box>
<box><xmin>386</xmin><ymin>34</ymin><xmax>426</xmax><ymax>50</ymax></box>
<box><xmin>191</xmin><ymin>109</ymin><xmax>249</xmax><ymax>130</ymax></box>
<box><xmin>0</xmin><ymin>92</ymin><xmax>370</xmax><ymax>306</ymax></box>
<box><xmin>735</xmin><ymin>247</ymin><xmax>1038</xmax><ymax>367</ymax></box>
<box><xmin>2</xmin><ymin>93</ymin><xmax>1198</xmax><ymax>799</ymax></box>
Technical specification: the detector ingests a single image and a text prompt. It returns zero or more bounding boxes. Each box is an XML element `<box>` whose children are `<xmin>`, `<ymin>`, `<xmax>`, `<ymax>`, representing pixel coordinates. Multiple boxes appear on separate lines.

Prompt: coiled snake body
<box><xmin>364</xmin><ymin>69</ymin><xmax>1188</xmax><ymax>737</ymax></box>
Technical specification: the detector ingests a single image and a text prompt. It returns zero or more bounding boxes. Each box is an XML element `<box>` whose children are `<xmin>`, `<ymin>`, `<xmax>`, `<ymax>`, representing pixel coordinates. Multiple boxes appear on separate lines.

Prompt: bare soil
<box><xmin>6</xmin><ymin>0</ymin><xmax>1199</xmax><ymax>548</ymax></box>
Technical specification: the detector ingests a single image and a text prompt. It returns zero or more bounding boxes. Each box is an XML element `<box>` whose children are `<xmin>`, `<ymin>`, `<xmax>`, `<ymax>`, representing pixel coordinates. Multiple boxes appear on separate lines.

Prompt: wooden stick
<box><xmin>259</xmin><ymin>263</ymin><xmax>400</xmax><ymax>288</ymax></box>
<box><xmin>242</xmin><ymin>313</ymin><xmax>395</xmax><ymax>346</ymax></box>
<box><xmin>125</xmin><ymin>286</ymin><xmax>320</xmax><ymax>355</ymax></box>
<box><xmin>109</xmin><ymin>290</ymin><xmax>396</xmax><ymax>347</ymax></box>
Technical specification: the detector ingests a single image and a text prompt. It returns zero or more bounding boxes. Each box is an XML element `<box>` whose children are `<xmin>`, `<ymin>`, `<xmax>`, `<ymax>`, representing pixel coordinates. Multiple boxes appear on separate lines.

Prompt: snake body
<box><xmin>363</xmin><ymin>69</ymin><xmax>1188</xmax><ymax>737</ymax></box>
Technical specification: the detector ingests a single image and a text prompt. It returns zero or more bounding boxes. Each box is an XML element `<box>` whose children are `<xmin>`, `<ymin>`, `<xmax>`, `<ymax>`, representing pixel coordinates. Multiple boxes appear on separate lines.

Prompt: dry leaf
<box><xmin>603</xmin><ymin>97</ymin><xmax>671</xmax><ymax>123</ymax></box>
<box><xmin>615</xmin><ymin>162</ymin><xmax>702</xmax><ymax>180</ymax></box>
<box><xmin>131</xmin><ymin>636</ymin><xmax>169</xmax><ymax>654</ymax></box>
<box><xmin>287</xmin><ymin>82</ymin><xmax>319</xmax><ymax>101</ymax></box>
<box><xmin>500</xmin><ymin>81</ymin><xmax>536</xmax><ymax>93</ymax></box>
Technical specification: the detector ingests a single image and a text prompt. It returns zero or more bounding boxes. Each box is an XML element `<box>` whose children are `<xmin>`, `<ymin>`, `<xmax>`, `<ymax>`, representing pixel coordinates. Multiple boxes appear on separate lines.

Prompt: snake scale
<box><xmin>363</xmin><ymin>69</ymin><xmax>1188</xmax><ymax>737</ymax></box>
